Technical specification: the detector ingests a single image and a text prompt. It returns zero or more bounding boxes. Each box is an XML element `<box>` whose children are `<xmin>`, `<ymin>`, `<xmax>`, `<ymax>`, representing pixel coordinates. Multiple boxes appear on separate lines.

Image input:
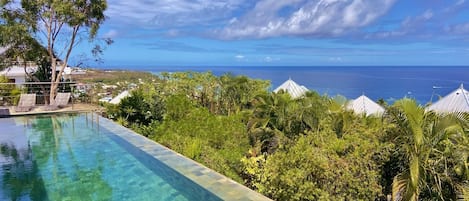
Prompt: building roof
<box><xmin>273</xmin><ymin>78</ymin><xmax>309</xmax><ymax>99</ymax></box>
<box><xmin>0</xmin><ymin>66</ymin><xmax>37</xmax><ymax>77</ymax></box>
<box><xmin>346</xmin><ymin>95</ymin><xmax>385</xmax><ymax>116</ymax></box>
<box><xmin>426</xmin><ymin>84</ymin><xmax>469</xmax><ymax>114</ymax></box>
<box><xmin>109</xmin><ymin>90</ymin><xmax>130</xmax><ymax>105</ymax></box>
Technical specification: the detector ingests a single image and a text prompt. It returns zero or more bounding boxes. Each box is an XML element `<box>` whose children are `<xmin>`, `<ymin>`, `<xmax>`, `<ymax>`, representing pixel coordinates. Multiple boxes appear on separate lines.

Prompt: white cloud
<box><xmin>235</xmin><ymin>54</ymin><xmax>246</xmax><ymax>61</ymax></box>
<box><xmin>365</xmin><ymin>9</ymin><xmax>434</xmax><ymax>39</ymax></box>
<box><xmin>262</xmin><ymin>56</ymin><xmax>280</xmax><ymax>62</ymax></box>
<box><xmin>106</xmin><ymin>0</ymin><xmax>247</xmax><ymax>28</ymax></box>
<box><xmin>328</xmin><ymin>57</ymin><xmax>343</xmax><ymax>62</ymax></box>
<box><xmin>166</xmin><ymin>29</ymin><xmax>181</xmax><ymax>37</ymax></box>
<box><xmin>445</xmin><ymin>23</ymin><xmax>469</xmax><ymax>34</ymax></box>
<box><xmin>103</xmin><ymin>29</ymin><xmax>118</xmax><ymax>38</ymax></box>
<box><xmin>421</xmin><ymin>10</ymin><xmax>433</xmax><ymax>20</ymax></box>
<box><xmin>443</xmin><ymin>0</ymin><xmax>467</xmax><ymax>13</ymax></box>
<box><xmin>402</xmin><ymin>9</ymin><xmax>433</xmax><ymax>28</ymax></box>
<box><xmin>218</xmin><ymin>0</ymin><xmax>397</xmax><ymax>39</ymax></box>
<box><xmin>235</xmin><ymin>55</ymin><xmax>244</xmax><ymax>59</ymax></box>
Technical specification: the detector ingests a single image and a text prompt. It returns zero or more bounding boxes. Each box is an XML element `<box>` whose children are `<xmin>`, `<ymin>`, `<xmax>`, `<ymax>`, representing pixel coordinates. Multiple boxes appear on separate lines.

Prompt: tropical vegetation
<box><xmin>1</xmin><ymin>0</ymin><xmax>110</xmax><ymax>104</ymax></box>
<box><xmin>104</xmin><ymin>71</ymin><xmax>469</xmax><ymax>201</ymax></box>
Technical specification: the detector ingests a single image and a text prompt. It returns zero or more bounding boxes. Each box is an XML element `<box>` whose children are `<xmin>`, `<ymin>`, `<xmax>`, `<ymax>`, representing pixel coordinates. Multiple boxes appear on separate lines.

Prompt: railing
<box><xmin>0</xmin><ymin>81</ymin><xmax>93</xmax><ymax>106</ymax></box>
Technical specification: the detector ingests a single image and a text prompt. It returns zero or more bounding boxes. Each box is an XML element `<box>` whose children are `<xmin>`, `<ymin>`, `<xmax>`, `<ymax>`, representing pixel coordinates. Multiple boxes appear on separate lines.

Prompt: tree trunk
<box><xmin>48</xmin><ymin>25</ymin><xmax>79</xmax><ymax>105</ymax></box>
<box><xmin>49</xmin><ymin>57</ymin><xmax>57</xmax><ymax>105</ymax></box>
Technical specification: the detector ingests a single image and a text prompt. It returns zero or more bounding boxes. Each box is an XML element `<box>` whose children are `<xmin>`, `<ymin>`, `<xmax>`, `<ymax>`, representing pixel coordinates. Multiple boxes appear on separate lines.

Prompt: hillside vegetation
<box><xmin>104</xmin><ymin>71</ymin><xmax>469</xmax><ymax>201</ymax></box>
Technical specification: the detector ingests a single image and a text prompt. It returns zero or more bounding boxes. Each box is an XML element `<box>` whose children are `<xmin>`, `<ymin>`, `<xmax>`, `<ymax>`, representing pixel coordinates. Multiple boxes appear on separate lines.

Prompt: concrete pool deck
<box><xmin>96</xmin><ymin>114</ymin><xmax>272</xmax><ymax>201</ymax></box>
<box><xmin>3</xmin><ymin>103</ymin><xmax>103</xmax><ymax>116</ymax></box>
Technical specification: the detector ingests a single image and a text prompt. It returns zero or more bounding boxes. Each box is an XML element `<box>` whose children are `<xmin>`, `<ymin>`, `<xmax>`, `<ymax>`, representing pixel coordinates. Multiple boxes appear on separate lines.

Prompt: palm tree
<box><xmin>246</xmin><ymin>92</ymin><xmax>293</xmax><ymax>154</ymax></box>
<box><xmin>387</xmin><ymin>99</ymin><xmax>469</xmax><ymax>200</ymax></box>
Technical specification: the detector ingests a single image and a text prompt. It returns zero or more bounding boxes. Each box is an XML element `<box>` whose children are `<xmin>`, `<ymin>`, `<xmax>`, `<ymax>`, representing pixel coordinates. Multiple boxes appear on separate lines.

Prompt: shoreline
<box><xmin>79</xmin><ymin>67</ymin><xmax>469</xmax><ymax>105</ymax></box>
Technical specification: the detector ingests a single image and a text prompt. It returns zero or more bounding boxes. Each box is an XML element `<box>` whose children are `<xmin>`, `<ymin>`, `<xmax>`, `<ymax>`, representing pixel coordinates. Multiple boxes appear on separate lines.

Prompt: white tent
<box><xmin>426</xmin><ymin>84</ymin><xmax>469</xmax><ymax>114</ymax></box>
<box><xmin>346</xmin><ymin>95</ymin><xmax>385</xmax><ymax>116</ymax></box>
<box><xmin>109</xmin><ymin>90</ymin><xmax>130</xmax><ymax>105</ymax></box>
<box><xmin>273</xmin><ymin>78</ymin><xmax>309</xmax><ymax>99</ymax></box>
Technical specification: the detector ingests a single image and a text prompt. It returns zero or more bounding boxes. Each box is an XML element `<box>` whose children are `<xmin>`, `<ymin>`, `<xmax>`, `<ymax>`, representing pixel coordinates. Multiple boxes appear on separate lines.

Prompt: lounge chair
<box><xmin>15</xmin><ymin>94</ymin><xmax>36</xmax><ymax>112</ymax></box>
<box><xmin>44</xmin><ymin>92</ymin><xmax>71</xmax><ymax>111</ymax></box>
<box><xmin>54</xmin><ymin>92</ymin><xmax>71</xmax><ymax>108</ymax></box>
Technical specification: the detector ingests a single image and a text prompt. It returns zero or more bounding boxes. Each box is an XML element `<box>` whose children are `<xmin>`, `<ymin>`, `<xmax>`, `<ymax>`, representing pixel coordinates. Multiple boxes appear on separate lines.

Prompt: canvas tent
<box><xmin>346</xmin><ymin>95</ymin><xmax>385</xmax><ymax>116</ymax></box>
<box><xmin>426</xmin><ymin>84</ymin><xmax>469</xmax><ymax>114</ymax></box>
<box><xmin>274</xmin><ymin>78</ymin><xmax>309</xmax><ymax>99</ymax></box>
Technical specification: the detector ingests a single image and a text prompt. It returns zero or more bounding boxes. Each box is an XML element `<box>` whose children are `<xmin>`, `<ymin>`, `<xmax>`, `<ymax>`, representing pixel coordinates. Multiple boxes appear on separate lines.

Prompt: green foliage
<box><xmin>106</xmin><ymin>86</ymin><xmax>164</xmax><ymax>127</ymax></box>
<box><xmin>81</xmin><ymin>70</ymin><xmax>158</xmax><ymax>85</ymax></box>
<box><xmin>386</xmin><ymin>99</ymin><xmax>469</xmax><ymax>200</ymax></box>
<box><xmin>247</xmin><ymin>91</ymin><xmax>329</xmax><ymax>155</ymax></box>
<box><xmin>146</xmin><ymin>95</ymin><xmax>249</xmax><ymax>182</ymax></box>
<box><xmin>1</xmin><ymin>0</ymin><xmax>108</xmax><ymax>103</ymax></box>
<box><xmin>164</xmin><ymin>94</ymin><xmax>195</xmax><ymax>121</ymax></box>
<box><xmin>0</xmin><ymin>75</ymin><xmax>20</xmax><ymax>105</ymax></box>
<box><xmin>103</xmin><ymin>71</ymin><xmax>469</xmax><ymax>201</ymax></box>
<box><xmin>157</xmin><ymin>71</ymin><xmax>269</xmax><ymax>115</ymax></box>
<box><xmin>242</xmin><ymin>111</ymin><xmax>389</xmax><ymax>200</ymax></box>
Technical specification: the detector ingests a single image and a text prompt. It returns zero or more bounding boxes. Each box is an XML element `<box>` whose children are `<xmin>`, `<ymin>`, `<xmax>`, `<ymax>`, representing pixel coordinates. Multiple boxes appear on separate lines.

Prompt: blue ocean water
<box><xmin>107</xmin><ymin>66</ymin><xmax>469</xmax><ymax>104</ymax></box>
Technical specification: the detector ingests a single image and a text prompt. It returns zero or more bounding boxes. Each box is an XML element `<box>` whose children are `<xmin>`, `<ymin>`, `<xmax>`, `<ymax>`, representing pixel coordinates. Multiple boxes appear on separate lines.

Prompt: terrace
<box><xmin>0</xmin><ymin>82</ymin><xmax>271</xmax><ymax>200</ymax></box>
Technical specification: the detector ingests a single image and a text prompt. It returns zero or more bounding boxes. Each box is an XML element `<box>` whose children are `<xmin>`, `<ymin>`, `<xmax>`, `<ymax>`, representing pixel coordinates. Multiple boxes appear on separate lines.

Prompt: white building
<box><xmin>1</xmin><ymin>46</ymin><xmax>38</xmax><ymax>83</ymax></box>
<box><xmin>109</xmin><ymin>90</ymin><xmax>130</xmax><ymax>105</ymax></box>
<box><xmin>274</xmin><ymin>78</ymin><xmax>309</xmax><ymax>99</ymax></box>
<box><xmin>1</xmin><ymin>46</ymin><xmax>84</xmax><ymax>83</ymax></box>
<box><xmin>426</xmin><ymin>84</ymin><xmax>469</xmax><ymax>114</ymax></box>
<box><xmin>346</xmin><ymin>95</ymin><xmax>385</xmax><ymax>116</ymax></box>
<box><xmin>0</xmin><ymin>65</ymin><xmax>37</xmax><ymax>84</ymax></box>
<box><xmin>63</xmin><ymin>66</ymin><xmax>87</xmax><ymax>81</ymax></box>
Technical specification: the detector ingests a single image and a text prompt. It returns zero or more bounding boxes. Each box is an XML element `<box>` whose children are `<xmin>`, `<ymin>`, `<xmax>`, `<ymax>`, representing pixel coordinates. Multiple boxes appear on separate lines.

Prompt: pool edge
<box><xmin>95</xmin><ymin>114</ymin><xmax>272</xmax><ymax>201</ymax></box>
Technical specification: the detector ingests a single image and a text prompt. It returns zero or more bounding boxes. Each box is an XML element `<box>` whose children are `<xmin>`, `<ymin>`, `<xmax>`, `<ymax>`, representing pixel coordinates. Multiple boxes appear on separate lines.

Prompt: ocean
<box><xmin>106</xmin><ymin>66</ymin><xmax>469</xmax><ymax>104</ymax></box>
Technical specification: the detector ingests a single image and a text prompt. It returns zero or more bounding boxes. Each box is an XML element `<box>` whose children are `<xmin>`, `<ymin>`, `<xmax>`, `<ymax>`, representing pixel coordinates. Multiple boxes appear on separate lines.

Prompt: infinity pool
<box><xmin>0</xmin><ymin>113</ymin><xmax>267</xmax><ymax>201</ymax></box>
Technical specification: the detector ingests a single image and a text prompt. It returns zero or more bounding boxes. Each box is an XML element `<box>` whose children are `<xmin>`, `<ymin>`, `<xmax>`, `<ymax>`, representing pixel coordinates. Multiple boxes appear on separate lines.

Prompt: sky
<box><xmin>71</xmin><ymin>0</ymin><xmax>469</xmax><ymax>67</ymax></box>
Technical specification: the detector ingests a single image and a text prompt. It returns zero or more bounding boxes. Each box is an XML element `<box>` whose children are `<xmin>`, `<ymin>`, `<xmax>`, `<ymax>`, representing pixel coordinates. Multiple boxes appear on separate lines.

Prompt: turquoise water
<box><xmin>0</xmin><ymin>113</ymin><xmax>221</xmax><ymax>201</ymax></box>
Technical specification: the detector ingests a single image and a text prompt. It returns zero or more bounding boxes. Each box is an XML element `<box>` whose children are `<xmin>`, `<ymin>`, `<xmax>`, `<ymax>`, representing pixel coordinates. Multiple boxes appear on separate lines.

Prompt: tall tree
<box><xmin>1</xmin><ymin>0</ymin><xmax>107</xmax><ymax>104</ymax></box>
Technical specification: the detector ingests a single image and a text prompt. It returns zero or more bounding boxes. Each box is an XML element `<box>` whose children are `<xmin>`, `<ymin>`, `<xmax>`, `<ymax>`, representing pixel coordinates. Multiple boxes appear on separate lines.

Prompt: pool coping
<box><xmin>95</xmin><ymin>114</ymin><xmax>272</xmax><ymax>201</ymax></box>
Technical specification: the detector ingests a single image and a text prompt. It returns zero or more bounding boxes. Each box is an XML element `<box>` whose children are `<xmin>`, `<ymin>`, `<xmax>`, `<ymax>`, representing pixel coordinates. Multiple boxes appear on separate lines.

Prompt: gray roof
<box><xmin>426</xmin><ymin>84</ymin><xmax>469</xmax><ymax>114</ymax></box>
<box><xmin>346</xmin><ymin>95</ymin><xmax>385</xmax><ymax>116</ymax></box>
<box><xmin>273</xmin><ymin>78</ymin><xmax>309</xmax><ymax>99</ymax></box>
<box><xmin>110</xmin><ymin>90</ymin><xmax>130</xmax><ymax>104</ymax></box>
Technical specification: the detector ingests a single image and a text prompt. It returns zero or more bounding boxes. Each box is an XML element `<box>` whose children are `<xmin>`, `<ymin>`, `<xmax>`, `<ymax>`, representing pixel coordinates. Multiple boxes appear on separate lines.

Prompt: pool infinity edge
<box><xmin>95</xmin><ymin>113</ymin><xmax>272</xmax><ymax>201</ymax></box>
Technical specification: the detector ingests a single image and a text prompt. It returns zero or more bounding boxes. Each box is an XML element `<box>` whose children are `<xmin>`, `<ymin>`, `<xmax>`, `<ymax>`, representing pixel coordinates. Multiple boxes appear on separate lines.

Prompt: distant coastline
<box><xmin>95</xmin><ymin>66</ymin><xmax>469</xmax><ymax>104</ymax></box>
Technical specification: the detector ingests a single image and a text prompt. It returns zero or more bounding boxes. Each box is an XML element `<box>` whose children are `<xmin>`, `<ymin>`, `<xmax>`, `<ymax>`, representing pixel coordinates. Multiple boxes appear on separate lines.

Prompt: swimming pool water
<box><xmin>0</xmin><ymin>113</ymin><xmax>221</xmax><ymax>201</ymax></box>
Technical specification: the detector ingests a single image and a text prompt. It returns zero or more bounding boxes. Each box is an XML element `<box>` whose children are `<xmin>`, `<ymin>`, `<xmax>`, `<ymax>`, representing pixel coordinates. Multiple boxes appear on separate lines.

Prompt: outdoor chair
<box><xmin>44</xmin><ymin>92</ymin><xmax>71</xmax><ymax>111</ymax></box>
<box><xmin>15</xmin><ymin>94</ymin><xmax>36</xmax><ymax>112</ymax></box>
<box><xmin>54</xmin><ymin>92</ymin><xmax>71</xmax><ymax>108</ymax></box>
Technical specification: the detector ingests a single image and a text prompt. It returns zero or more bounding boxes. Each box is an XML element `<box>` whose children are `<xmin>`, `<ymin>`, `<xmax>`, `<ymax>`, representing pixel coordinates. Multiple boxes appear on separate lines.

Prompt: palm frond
<box><xmin>455</xmin><ymin>183</ymin><xmax>469</xmax><ymax>201</ymax></box>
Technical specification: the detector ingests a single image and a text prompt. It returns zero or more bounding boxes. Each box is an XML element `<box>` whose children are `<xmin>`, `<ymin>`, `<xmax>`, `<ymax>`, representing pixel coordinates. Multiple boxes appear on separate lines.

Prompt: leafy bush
<box><xmin>103</xmin><ymin>71</ymin><xmax>469</xmax><ymax>200</ymax></box>
<box><xmin>106</xmin><ymin>87</ymin><xmax>164</xmax><ymax>126</ymax></box>
<box><xmin>148</xmin><ymin>95</ymin><xmax>249</xmax><ymax>182</ymax></box>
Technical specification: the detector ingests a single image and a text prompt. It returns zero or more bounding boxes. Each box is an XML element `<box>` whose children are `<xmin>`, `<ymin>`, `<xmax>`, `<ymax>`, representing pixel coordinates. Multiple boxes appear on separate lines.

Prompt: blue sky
<box><xmin>73</xmin><ymin>0</ymin><xmax>469</xmax><ymax>67</ymax></box>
